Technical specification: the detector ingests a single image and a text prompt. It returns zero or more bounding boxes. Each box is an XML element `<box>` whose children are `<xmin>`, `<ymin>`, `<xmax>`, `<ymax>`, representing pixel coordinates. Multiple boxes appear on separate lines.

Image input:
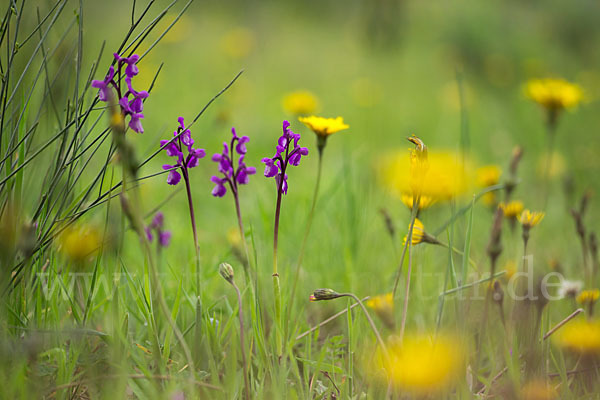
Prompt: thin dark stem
<box><xmin>233</xmin><ymin>191</ymin><xmax>252</xmax><ymax>279</ymax></box>
<box><xmin>181</xmin><ymin>168</ymin><xmax>200</xmax><ymax>295</ymax></box>
<box><xmin>542</xmin><ymin>118</ymin><xmax>557</xmax><ymax>210</ymax></box>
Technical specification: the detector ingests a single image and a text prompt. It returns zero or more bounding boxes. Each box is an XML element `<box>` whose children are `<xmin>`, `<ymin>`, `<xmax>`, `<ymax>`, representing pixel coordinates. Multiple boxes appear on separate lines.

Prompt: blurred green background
<box><xmin>15</xmin><ymin>0</ymin><xmax>600</xmax><ymax>324</ymax></box>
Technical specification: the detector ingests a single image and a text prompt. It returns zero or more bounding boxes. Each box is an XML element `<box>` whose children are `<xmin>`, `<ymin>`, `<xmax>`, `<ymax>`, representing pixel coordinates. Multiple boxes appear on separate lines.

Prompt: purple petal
<box><xmin>151</xmin><ymin>212</ymin><xmax>164</xmax><ymax>229</ymax></box>
<box><xmin>158</xmin><ymin>231</ymin><xmax>171</xmax><ymax>247</ymax></box>
<box><xmin>178</xmin><ymin>117</ymin><xmax>185</xmax><ymax>130</ymax></box>
<box><xmin>167</xmin><ymin>169</ymin><xmax>181</xmax><ymax>185</ymax></box>
<box><xmin>128</xmin><ymin>113</ymin><xmax>144</xmax><ymax>133</ymax></box>
<box><xmin>145</xmin><ymin>226</ymin><xmax>154</xmax><ymax>242</ymax></box>
<box><xmin>235</xmin><ymin>136</ymin><xmax>249</xmax><ymax>155</ymax></box>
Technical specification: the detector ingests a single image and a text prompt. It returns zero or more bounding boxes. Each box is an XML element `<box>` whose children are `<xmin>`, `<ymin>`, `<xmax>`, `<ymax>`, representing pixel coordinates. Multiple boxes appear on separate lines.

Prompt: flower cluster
<box><xmin>161</xmin><ymin>117</ymin><xmax>206</xmax><ymax>185</ymax></box>
<box><xmin>145</xmin><ymin>212</ymin><xmax>171</xmax><ymax>247</ymax></box>
<box><xmin>91</xmin><ymin>53</ymin><xmax>148</xmax><ymax>133</ymax></box>
<box><xmin>210</xmin><ymin>127</ymin><xmax>256</xmax><ymax>197</ymax></box>
<box><xmin>261</xmin><ymin>121</ymin><xmax>308</xmax><ymax>195</ymax></box>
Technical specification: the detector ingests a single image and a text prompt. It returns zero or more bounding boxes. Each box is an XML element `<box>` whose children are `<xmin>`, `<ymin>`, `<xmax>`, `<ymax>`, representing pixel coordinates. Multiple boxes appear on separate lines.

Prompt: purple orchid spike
<box><xmin>210</xmin><ymin>127</ymin><xmax>256</xmax><ymax>198</ymax></box>
<box><xmin>160</xmin><ymin>117</ymin><xmax>205</xmax><ymax>186</ymax></box>
<box><xmin>91</xmin><ymin>52</ymin><xmax>148</xmax><ymax>134</ymax></box>
<box><xmin>146</xmin><ymin>212</ymin><xmax>171</xmax><ymax>248</ymax></box>
<box><xmin>261</xmin><ymin>120</ymin><xmax>308</xmax><ymax>195</ymax></box>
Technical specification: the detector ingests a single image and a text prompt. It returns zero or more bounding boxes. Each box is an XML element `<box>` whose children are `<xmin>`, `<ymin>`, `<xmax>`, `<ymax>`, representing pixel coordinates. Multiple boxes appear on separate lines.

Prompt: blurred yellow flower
<box><xmin>499</xmin><ymin>200</ymin><xmax>524</xmax><ymax>220</ymax></box>
<box><xmin>403</xmin><ymin>218</ymin><xmax>424</xmax><ymax>245</ymax></box>
<box><xmin>375</xmin><ymin>333</ymin><xmax>464</xmax><ymax>394</ymax></box>
<box><xmin>379</xmin><ymin>150</ymin><xmax>474</xmax><ymax>201</ymax></box>
<box><xmin>502</xmin><ymin>260</ymin><xmax>517</xmax><ymax>282</ymax></box>
<box><xmin>476</xmin><ymin>165</ymin><xmax>502</xmax><ymax>187</ymax></box>
<box><xmin>520</xmin><ymin>379</ymin><xmax>558</xmax><ymax>400</ymax></box>
<box><xmin>400</xmin><ymin>193</ymin><xmax>435</xmax><ymax>211</ymax></box>
<box><xmin>554</xmin><ymin>318</ymin><xmax>600</xmax><ymax>355</ymax></box>
<box><xmin>282</xmin><ymin>91</ymin><xmax>320</xmax><ymax>115</ymax></box>
<box><xmin>298</xmin><ymin>116</ymin><xmax>349</xmax><ymax>137</ymax></box>
<box><xmin>477</xmin><ymin>165</ymin><xmax>502</xmax><ymax>206</ymax></box>
<box><xmin>525</xmin><ymin>78</ymin><xmax>583</xmax><ymax>111</ymax></box>
<box><xmin>220</xmin><ymin>27</ymin><xmax>255</xmax><ymax>59</ymax></box>
<box><xmin>366</xmin><ymin>293</ymin><xmax>394</xmax><ymax>329</ymax></box>
<box><xmin>59</xmin><ymin>224</ymin><xmax>102</xmax><ymax>264</ymax></box>
<box><xmin>576</xmin><ymin>289</ymin><xmax>600</xmax><ymax>305</ymax></box>
<box><xmin>519</xmin><ymin>210</ymin><xmax>545</xmax><ymax>228</ymax></box>
<box><xmin>536</xmin><ymin>151</ymin><xmax>566</xmax><ymax>179</ymax></box>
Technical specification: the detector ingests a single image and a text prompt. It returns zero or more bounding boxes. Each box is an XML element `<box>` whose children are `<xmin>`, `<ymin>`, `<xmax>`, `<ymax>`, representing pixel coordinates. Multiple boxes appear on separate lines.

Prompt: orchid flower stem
<box><xmin>288</xmin><ymin>147</ymin><xmax>324</xmax><ymax>326</ymax></box>
<box><xmin>233</xmin><ymin>192</ymin><xmax>252</xmax><ymax>282</ymax></box>
<box><xmin>182</xmin><ymin>169</ymin><xmax>200</xmax><ymax>298</ymax></box>
<box><xmin>273</xmin><ymin>186</ymin><xmax>283</xmax><ymax>357</ymax></box>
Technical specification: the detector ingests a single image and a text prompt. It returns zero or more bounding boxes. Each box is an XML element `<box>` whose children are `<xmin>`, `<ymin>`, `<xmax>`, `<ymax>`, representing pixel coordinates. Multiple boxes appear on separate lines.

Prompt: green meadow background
<box><xmin>3</xmin><ymin>0</ymin><xmax>600</xmax><ymax>397</ymax></box>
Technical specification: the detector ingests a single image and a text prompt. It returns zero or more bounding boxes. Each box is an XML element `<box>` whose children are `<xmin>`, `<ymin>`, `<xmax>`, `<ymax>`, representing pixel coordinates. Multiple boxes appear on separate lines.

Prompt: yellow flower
<box><xmin>502</xmin><ymin>260</ymin><xmax>517</xmax><ymax>282</ymax></box>
<box><xmin>476</xmin><ymin>166</ymin><xmax>501</xmax><ymax>206</ymax></box>
<box><xmin>519</xmin><ymin>210</ymin><xmax>545</xmax><ymax>228</ymax></box>
<box><xmin>525</xmin><ymin>78</ymin><xmax>583</xmax><ymax>111</ymax></box>
<box><xmin>367</xmin><ymin>293</ymin><xmax>394</xmax><ymax>329</ymax></box>
<box><xmin>282</xmin><ymin>91</ymin><xmax>320</xmax><ymax>115</ymax></box>
<box><xmin>554</xmin><ymin>318</ymin><xmax>600</xmax><ymax>355</ymax></box>
<box><xmin>403</xmin><ymin>218</ymin><xmax>425</xmax><ymax>246</ymax></box>
<box><xmin>520</xmin><ymin>379</ymin><xmax>558</xmax><ymax>400</ymax></box>
<box><xmin>374</xmin><ymin>333</ymin><xmax>464</xmax><ymax>394</ymax></box>
<box><xmin>298</xmin><ymin>116</ymin><xmax>349</xmax><ymax>137</ymax></box>
<box><xmin>476</xmin><ymin>165</ymin><xmax>502</xmax><ymax>187</ymax></box>
<box><xmin>576</xmin><ymin>289</ymin><xmax>600</xmax><ymax>305</ymax></box>
<box><xmin>379</xmin><ymin>150</ymin><xmax>474</xmax><ymax>201</ymax></box>
<box><xmin>59</xmin><ymin>224</ymin><xmax>102</xmax><ymax>264</ymax></box>
<box><xmin>220</xmin><ymin>27</ymin><xmax>255</xmax><ymax>59</ymax></box>
<box><xmin>499</xmin><ymin>200</ymin><xmax>524</xmax><ymax>219</ymax></box>
<box><xmin>400</xmin><ymin>193</ymin><xmax>435</xmax><ymax>211</ymax></box>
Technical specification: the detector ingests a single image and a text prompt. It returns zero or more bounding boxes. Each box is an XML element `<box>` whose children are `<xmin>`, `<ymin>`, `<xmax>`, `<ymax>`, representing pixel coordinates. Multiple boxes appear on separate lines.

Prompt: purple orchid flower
<box><xmin>160</xmin><ymin>117</ymin><xmax>205</xmax><ymax>186</ymax></box>
<box><xmin>210</xmin><ymin>127</ymin><xmax>256</xmax><ymax>198</ymax></box>
<box><xmin>91</xmin><ymin>52</ymin><xmax>148</xmax><ymax>134</ymax></box>
<box><xmin>261</xmin><ymin>120</ymin><xmax>308</xmax><ymax>195</ymax></box>
<box><xmin>145</xmin><ymin>212</ymin><xmax>171</xmax><ymax>248</ymax></box>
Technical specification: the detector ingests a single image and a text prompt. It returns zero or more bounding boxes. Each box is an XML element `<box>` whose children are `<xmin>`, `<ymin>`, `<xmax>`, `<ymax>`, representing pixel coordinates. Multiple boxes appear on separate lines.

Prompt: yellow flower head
<box><xmin>298</xmin><ymin>116</ymin><xmax>349</xmax><ymax>137</ymax></box>
<box><xmin>576</xmin><ymin>289</ymin><xmax>600</xmax><ymax>305</ymax></box>
<box><xmin>282</xmin><ymin>91</ymin><xmax>320</xmax><ymax>115</ymax></box>
<box><xmin>367</xmin><ymin>293</ymin><xmax>395</xmax><ymax>329</ymax></box>
<box><xmin>525</xmin><ymin>78</ymin><xmax>583</xmax><ymax>111</ymax></box>
<box><xmin>502</xmin><ymin>260</ymin><xmax>517</xmax><ymax>282</ymax></box>
<box><xmin>367</xmin><ymin>293</ymin><xmax>393</xmax><ymax>313</ymax></box>
<box><xmin>379</xmin><ymin>150</ymin><xmax>474</xmax><ymax>201</ymax></box>
<box><xmin>476</xmin><ymin>165</ymin><xmax>502</xmax><ymax>187</ymax></box>
<box><xmin>403</xmin><ymin>218</ymin><xmax>425</xmax><ymax>246</ymax></box>
<box><xmin>400</xmin><ymin>193</ymin><xmax>435</xmax><ymax>211</ymax></box>
<box><xmin>220</xmin><ymin>27</ymin><xmax>255</xmax><ymax>59</ymax></box>
<box><xmin>499</xmin><ymin>200</ymin><xmax>524</xmax><ymax>219</ymax></box>
<box><xmin>374</xmin><ymin>333</ymin><xmax>464</xmax><ymax>394</ymax></box>
<box><xmin>476</xmin><ymin>165</ymin><xmax>501</xmax><ymax>206</ymax></box>
<box><xmin>59</xmin><ymin>224</ymin><xmax>102</xmax><ymax>264</ymax></box>
<box><xmin>520</xmin><ymin>379</ymin><xmax>558</xmax><ymax>400</ymax></box>
<box><xmin>519</xmin><ymin>210</ymin><xmax>545</xmax><ymax>228</ymax></box>
<box><xmin>554</xmin><ymin>318</ymin><xmax>600</xmax><ymax>355</ymax></box>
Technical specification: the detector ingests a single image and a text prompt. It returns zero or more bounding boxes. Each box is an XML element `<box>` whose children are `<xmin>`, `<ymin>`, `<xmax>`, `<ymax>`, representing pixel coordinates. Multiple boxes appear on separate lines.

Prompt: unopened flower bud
<box><xmin>309</xmin><ymin>288</ymin><xmax>342</xmax><ymax>301</ymax></box>
<box><xmin>219</xmin><ymin>262</ymin><xmax>234</xmax><ymax>282</ymax></box>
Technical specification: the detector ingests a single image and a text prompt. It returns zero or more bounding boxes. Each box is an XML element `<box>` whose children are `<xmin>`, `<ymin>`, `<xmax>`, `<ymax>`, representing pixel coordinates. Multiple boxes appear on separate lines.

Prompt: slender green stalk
<box><xmin>272</xmin><ymin>183</ymin><xmax>284</xmax><ymax>357</ymax></box>
<box><xmin>398</xmin><ymin>195</ymin><xmax>419</xmax><ymax>341</ymax></box>
<box><xmin>231</xmin><ymin>280</ymin><xmax>251</xmax><ymax>400</ymax></box>
<box><xmin>542</xmin><ymin>116</ymin><xmax>557</xmax><ymax>210</ymax></box>
<box><xmin>287</xmin><ymin>146</ymin><xmax>323</xmax><ymax>326</ymax></box>
<box><xmin>339</xmin><ymin>293</ymin><xmax>388</xmax><ymax>358</ymax></box>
